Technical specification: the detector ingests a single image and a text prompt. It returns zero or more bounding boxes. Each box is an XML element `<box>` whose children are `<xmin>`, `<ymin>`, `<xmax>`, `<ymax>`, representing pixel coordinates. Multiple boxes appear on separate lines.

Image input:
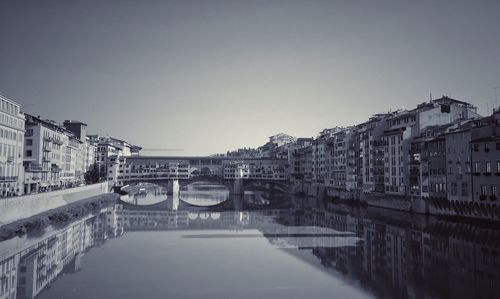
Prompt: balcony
<box><xmin>43</xmin><ymin>146</ymin><xmax>51</xmax><ymax>152</ymax></box>
<box><xmin>53</xmin><ymin>139</ymin><xmax>63</xmax><ymax>145</ymax></box>
<box><xmin>6</xmin><ymin>156</ymin><xmax>14</xmax><ymax>163</ymax></box>
<box><xmin>51</xmin><ymin>165</ymin><xmax>62</xmax><ymax>173</ymax></box>
<box><xmin>44</xmin><ymin>136</ymin><xmax>53</xmax><ymax>142</ymax></box>
<box><xmin>26</xmin><ymin>163</ymin><xmax>45</xmax><ymax>172</ymax></box>
<box><xmin>483</xmin><ymin>172</ymin><xmax>491</xmax><ymax>176</ymax></box>
<box><xmin>0</xmin><ymin>176</ymin><xmax>18</xmax><ymax>182</ymax></box>
<box><xmin>42</xmin><ymin>157</ymin><xmax>51</xmax><ymax>162</ymax></box>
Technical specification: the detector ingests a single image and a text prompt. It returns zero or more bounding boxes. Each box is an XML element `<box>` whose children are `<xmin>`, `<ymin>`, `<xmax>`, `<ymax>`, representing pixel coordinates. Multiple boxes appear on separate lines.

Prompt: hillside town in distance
<box><xmin>0</xmin><ymin>93</ymin><xmax>499</xmax><ymax>220</ymax></box>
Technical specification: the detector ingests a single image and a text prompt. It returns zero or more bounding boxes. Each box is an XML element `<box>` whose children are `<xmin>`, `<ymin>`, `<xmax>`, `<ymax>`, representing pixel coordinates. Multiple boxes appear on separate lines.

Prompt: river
<box><xmin>1</xmin><ymin>182</ymin><xmax>499</xmax><ymax>299</ymax></box>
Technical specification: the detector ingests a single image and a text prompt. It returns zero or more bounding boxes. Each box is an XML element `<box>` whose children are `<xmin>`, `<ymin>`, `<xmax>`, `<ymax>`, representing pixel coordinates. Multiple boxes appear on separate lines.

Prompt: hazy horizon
<box><xmin>1</xmin><ymin>0</ymin><xmax>499</xmax><ymax>155</ymax></box>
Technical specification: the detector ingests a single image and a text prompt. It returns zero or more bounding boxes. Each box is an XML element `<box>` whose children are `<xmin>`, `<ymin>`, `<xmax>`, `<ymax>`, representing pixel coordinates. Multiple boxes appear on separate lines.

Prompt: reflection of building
<box><xmin>115</xmin><ymin>205</ymin><xmax>189</xmax><ymax>229</ymax></box>
<box><xmin>0</xmin><ymin>252</ymin><xmax>20</xmax><ymax>299</ymax></box>
<box><xmin>0</xmin><ymin>206</ymin><xmax>120</xmax><ymax>299</ymax></box>
<box><xmin>281</xmin><ymin>201</ymin><xmax>500</xmax><ymax>299</ymax></box>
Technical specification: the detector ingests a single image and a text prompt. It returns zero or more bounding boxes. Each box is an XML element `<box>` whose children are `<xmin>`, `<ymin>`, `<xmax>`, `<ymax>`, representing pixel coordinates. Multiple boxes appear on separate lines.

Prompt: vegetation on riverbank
<box><xmin>0</xmin><ymin>193</ymin><xmax>119</xmax><ymax>241</ymax></box>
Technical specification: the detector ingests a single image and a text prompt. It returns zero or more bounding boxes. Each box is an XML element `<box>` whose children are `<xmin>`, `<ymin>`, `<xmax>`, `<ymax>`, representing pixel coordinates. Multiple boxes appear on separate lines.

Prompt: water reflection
<box><xmin>1</xmin><ymin>196</ymin><xmax>500</xmax><ymax>298</ymax></box>
<box><xmin>0</xmin><ymin>207</ymin><xmax>121</xmax><ymax>299</ymax></box>
<box><xmin>120</xmin><ymin>183</ymin><xmax>168</xmax><ymax>206</ymax></box>
<box><xmin>179</xmin><ymin>182</ymin><xmax>229</xmax><ymax>207</ymax></box>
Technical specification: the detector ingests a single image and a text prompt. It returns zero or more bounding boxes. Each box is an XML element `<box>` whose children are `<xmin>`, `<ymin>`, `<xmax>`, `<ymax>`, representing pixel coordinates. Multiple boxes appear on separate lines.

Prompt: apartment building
<box><xmin>470</xmin><ymin>109</ymin><xmax>500</xmax><ymax>203</ymax></box>
<box><xmin>444</xmin><ymin>122</ymin><xmax>475</xmax><ymax>202</ymax></box>
<box><xmin>0</xmin><ymin>94</ymin><xmax>25</xmax><ymax>198</ymax></box>
<box><xmin>223</xmin><ymin>158</ymin><xmax>288</xmax><ymax>180</ymax></box>
<box><xmin>23</xmin><ymin>114</ymin><xmax>85</xmax><ymax>194</ymax></box>
<box><xmin>89</xmin><ymin>135</ymin><xmax>138</xmax><ymax>181</ymax></box>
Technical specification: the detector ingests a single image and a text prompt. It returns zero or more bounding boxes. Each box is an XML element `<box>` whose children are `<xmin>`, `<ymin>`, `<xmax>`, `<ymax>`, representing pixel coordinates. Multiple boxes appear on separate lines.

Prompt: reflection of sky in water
<box><xmin>122</xmin><ymin>193</ymin><xmax>168</xmax><ymax>206</ymax></box>
<box><xmin>181</xmin><ymin>182</ymin><xmax>229</xmax><ymax>207</ymax></box>
<box><xmin>180</xmin><ymin>191</ymin><xmax>229</xmax><ymax>207</ymax></box>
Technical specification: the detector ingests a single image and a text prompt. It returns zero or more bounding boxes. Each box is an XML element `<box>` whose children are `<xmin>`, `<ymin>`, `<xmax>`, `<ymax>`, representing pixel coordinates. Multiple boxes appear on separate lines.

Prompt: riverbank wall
<box><xmin>0</xmin><ymin>182</ymin><xmax>110</xmax><ymax>226</ymax></box>
<box><xmin>292</xmin><ymin>181</ymin><xmax>500</xmax><ymax>221</ymax></box>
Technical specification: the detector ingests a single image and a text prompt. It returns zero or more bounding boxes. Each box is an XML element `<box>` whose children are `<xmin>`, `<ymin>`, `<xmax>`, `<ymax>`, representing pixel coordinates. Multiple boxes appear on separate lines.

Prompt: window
<box><xmin>481</xmin><ymin>185</ymin><xmax>487</xmax><ymax>195</ymax></box>
<box><xmin>26</xmin><ymin>150</ymin><xmax>32</xmax><ymax>157</ymax></box>
<box><xmin>25</xmin><ymin>139</ymin><xmax>33</xmax><ymax>146</ymax></box>
<box><xmin>486</xmin><ymin>162</ymin><xmax>491</xmax><ymax>173</ymax></box>
<box><xmin>461</xmin><ymin>182</ymin><xmax>469</xmax><ymax>196</ymax></box>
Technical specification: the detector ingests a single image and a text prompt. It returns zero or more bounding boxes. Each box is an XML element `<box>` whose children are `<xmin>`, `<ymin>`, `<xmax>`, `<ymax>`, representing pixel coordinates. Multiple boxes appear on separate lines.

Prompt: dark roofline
<box><xmin>64</xmin><ymin>120</ymin><xmax>88</xmax><ymax>126</ymax></box>
<box><xmin>432</xmin><ymin>95</ymin><xmax>473</xmax><ymax>107</ymax></box>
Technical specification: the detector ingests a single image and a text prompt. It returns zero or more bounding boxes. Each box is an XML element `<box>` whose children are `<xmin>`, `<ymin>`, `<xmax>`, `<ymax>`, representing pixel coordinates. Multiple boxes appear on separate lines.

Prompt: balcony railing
<box><xmin>26</xmin><ymin>164</ymin><xmax>45</xmax><ymax>172</ymax></box>
<box><xmin>6</xmin><ymin>156</ymin><xmax>14</xmax><ymax>163</ymax></box>
<box><xmin>51</xmin><ymin>165</ymin><xmax>62</xmax><ymax>172</ymax></box>
<box><xmin>0</xmin><ymin>176</ymin><xmax>18</xmax><ymax>182</ymax></box>
<box><xmin>53</xmin><ymin>139</ymin><xmax>63</xmax><ymax>145</ymax></box>
<box><xmin>44</xmin><ymin>136</ymin><xmax>53</xmax><ymax>142</ymax></box>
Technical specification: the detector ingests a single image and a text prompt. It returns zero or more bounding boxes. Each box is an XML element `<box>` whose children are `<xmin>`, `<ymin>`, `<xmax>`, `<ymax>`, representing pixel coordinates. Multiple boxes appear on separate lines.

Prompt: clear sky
<box><xmin>1</xmin><ymin>0</ymin><xmax>499</xmax><ymax>156</ymax></box>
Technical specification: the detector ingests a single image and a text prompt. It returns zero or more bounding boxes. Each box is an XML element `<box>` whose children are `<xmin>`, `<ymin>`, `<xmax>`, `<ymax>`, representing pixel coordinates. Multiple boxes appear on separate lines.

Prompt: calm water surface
<box><xmin>2</xmin><ymin>184</ymin><xmax>500</xmax><ymax>299</ymax></box>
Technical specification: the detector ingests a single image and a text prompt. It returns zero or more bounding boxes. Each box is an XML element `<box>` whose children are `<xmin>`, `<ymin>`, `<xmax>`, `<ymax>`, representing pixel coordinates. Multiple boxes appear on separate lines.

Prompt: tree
<box><xmin>84</xmin><ymin>167</ymin><xmax>99</xmax><ymax>184</ymax></box>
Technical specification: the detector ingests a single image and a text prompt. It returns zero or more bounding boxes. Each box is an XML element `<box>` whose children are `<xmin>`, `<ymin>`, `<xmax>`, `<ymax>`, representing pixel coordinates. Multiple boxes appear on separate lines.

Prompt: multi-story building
<box><xmin>0</xmin><ymin>95</ymin><xmax>25</xmax><ymax>198</ymax></box>
<box><xmin>63</xmin><ymin>120</ymin><xmax>96</xmax><ymax>175</ymax></box>
<box><xmin>258</xmin><ymin>133</ymin><xmax>297</xmax><ymax>158</ymax></box>
<box><xmin>90</xmin><ymin>135</ymin><xmax>138</xmax><ymax>181</ymax></box>
<box><xmin>23</xmin><ymin>114</ymin><xmax>85</xmax><ymax>193</ymax></box>
<box><xmin>84</xmin><ymin>137</ymin><xmax>97</xmax><ymax>172</ymax></box>
<box><xmin>356</xmin><ymin>115</ymin><xmax>390</xmax><ymax>196</ymax></box>
<box><xmin>470</xmin><ymin>109</ymin><xmax>500</xmax><ymax>203</ymax></box>
<box><xmin>426</xmin><ymin>135</ymin><xmax>447</xmax><ymax>200</ymax></box>
<box><xmin>223</xmin><ymin>158</ymin><xmax>288</xmax><ymax>180</ymax></box>
<box><xmin>443</xmin><ymin>121</ymin><xmax>476</xmax><ymax>202</ymax></box>
<box><xmin>311</xmin><ymin>137</ymin><xmax>327</xmax><ymax>185</ymax></box>
<box><xmin>288</xmin><ymin>138</ymin><xmax>313</xmax><ymax>183</ymax></box>
<box><xmin>328</xmin><ymin>128</ymin><xmax>358</xmax><ymax>198</ymax></box>
<box><xmin>380</xmin><ymin>96</ymin><xmax>480</xmax><ymax>198</ymax></box>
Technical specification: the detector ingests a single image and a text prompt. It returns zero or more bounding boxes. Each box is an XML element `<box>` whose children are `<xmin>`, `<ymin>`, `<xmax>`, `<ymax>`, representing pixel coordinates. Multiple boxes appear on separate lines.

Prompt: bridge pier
<box><xmin>167</xmin><ymin>179</ymin><xmax>180</xmax><ymax>196</ymax></box>
<box><xmin>232</xmin><ymin>178</ymin><xmax>244</xmax><ymax>196</ymax></box>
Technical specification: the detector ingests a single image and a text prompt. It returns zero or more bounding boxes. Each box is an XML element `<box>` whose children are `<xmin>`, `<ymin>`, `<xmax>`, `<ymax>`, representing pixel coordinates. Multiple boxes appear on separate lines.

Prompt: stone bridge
<box><xmin>121</xmin><ymin>176</ymin><xmax>291</xmax><ymax>196</ymax></box>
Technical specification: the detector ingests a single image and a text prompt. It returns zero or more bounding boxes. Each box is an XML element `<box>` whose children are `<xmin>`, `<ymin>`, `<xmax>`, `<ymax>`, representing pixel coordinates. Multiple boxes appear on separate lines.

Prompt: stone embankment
<box><xmin>0</xmin><ymin>182</ymin><xmax>110</xmax><ymax>226</ymax></box>
<box><xmin>0</xmin><ymin>192</ymin><xmax>119</xmax><ymax>241</ymax></box>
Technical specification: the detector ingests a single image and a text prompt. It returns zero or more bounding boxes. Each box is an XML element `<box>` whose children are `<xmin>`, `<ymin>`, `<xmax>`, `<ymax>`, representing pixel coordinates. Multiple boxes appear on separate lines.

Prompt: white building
<box><xmin>0</xmin><ymin>95</ymin><xmax>25</xmax><ymax>198</ymax></box>
<box><xmin>23</xmin><ymin>114</ymin><xmax>86</xmax><ymax>194</ymax></box>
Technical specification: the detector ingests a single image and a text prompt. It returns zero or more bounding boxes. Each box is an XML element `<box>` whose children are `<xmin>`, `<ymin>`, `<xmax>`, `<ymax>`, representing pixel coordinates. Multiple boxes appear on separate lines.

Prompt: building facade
<box><xmin>0</xmin><ymin>95</ymin><xmax>25</xmax><ymax>198</ymax></box>
<box><xmin>23</xmin><ymin>114</ymin><xmax>85</xmax><ymax>194</ymax></box>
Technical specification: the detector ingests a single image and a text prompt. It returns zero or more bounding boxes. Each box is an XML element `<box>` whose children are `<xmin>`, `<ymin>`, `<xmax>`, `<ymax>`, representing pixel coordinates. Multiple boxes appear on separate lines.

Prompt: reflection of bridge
<box><xmin>114</xmin><ymin>208</ymin><xmax>359</xmax><ymax>248</ymax></box>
